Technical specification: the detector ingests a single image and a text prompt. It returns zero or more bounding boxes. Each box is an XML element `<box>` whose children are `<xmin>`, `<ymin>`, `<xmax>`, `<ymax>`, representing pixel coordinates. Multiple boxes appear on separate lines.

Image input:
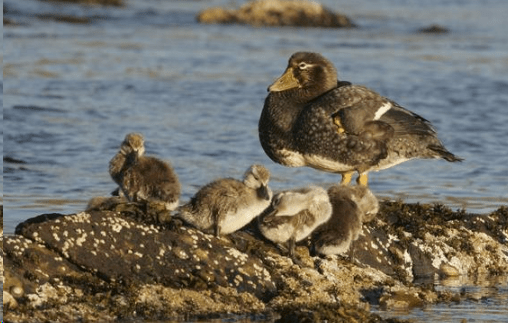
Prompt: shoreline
<box><xmin>2</xmin><ymin>201</ymin><xmax>507</xmax><ymax>322</ymax></box>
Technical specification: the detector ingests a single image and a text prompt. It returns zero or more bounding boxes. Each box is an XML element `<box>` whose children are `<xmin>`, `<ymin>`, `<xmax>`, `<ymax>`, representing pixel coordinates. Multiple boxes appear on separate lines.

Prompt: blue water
<box><xmin>3</xmin><ymin>0</ymin><xmax>508</xmax><ymax>320</ymax></box>
<box><xmin>374</xmin><ymin>275</ymin><xmax>508</xmax><ymax>323</ymax></box>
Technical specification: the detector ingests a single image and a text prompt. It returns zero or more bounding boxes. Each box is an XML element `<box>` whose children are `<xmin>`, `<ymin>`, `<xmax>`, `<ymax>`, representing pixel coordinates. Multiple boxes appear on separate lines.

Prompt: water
<box><xmin>374</xmin><ymin>275</ymin><xmax>508</xmax><ymax>322</ymax></box>
<box><xmin>3</xmin><ymin>0</ymin><xmax>508</xmax><ymax>320</ymax></box>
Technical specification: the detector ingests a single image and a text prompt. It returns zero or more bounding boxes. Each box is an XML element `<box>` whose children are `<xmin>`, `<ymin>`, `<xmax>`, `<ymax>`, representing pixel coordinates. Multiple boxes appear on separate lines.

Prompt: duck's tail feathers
<box><xmin>429</xmin><ymin>145</ymin><xmax>464</xmax><ymax>162</ymax></box>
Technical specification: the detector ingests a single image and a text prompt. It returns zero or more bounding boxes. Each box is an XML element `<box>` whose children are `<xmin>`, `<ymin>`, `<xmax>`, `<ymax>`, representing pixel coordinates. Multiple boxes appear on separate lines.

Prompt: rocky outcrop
<box><xmin>3</xmin><ymin>200</ymin><xmax>508</xmax><ymax>322</ymax></box>
<box><xmin>197</xmin><ymin>0</ymin><xmax>355</xmax><ymax>28</ymax></box>
<box><xmin>357</xmin><ymin>202</ymin><xmax>508</xmax><ymax>281</ymax></box>
<box><xmin>418</xmin><ymin>24</ymin><xmax>449</xmax><ymax>33</ymax></box>
<box><xmin>44</xmin><ymin>0</ymin><xmax>123</xmax><ymax>6</ymax></box>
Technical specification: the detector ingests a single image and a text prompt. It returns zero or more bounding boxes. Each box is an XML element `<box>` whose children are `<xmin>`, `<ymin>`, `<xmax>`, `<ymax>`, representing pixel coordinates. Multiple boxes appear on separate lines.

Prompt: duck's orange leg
<box><xmin>356</xmin><ymin>173</ymin><xmax>369</xmax><ymax>186</ymax></box>
<box><xmin>340</xmin><ymin>172</ymin><xmax>354</xmax><ymax>185</ymax></box>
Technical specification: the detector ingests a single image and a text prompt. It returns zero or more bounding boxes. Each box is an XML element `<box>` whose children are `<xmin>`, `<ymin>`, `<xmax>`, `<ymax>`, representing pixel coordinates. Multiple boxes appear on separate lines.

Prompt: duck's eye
<box><xmin>298</xmin><ymin>62</ymin><xmax>309</xmax><ymax>70</ymax></box>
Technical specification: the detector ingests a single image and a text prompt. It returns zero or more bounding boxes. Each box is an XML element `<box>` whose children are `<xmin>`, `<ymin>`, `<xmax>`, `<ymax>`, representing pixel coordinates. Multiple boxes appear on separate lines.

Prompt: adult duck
<box><xmin>259</xmin><ymin>52</ymin><xmax>462</xmax><ymax>185</ymax></box>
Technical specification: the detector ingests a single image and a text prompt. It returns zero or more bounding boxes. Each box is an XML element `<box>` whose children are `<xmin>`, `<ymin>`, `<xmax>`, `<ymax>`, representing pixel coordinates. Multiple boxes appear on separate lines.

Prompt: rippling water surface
<box><xmin>374</xmin><ymin>275</ymin><xmax>508</xmax><ymax>323</ymax></box>
<box><xmin>3</xmin><ymin>0</ymin><xmax>508</xmax><ymax>320</ymax></box>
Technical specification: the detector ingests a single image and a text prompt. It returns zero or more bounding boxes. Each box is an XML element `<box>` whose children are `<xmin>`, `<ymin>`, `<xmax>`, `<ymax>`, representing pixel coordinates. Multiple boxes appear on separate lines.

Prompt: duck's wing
<box><xmin>377</xmin><ymin>101</ymin><xmax>437</xmax><ymax>137</ymax></box>
<box><xmin>314</xmin><ymin>85</ymin><xmax>391</xmax><ymax>134</ymax></box>
<box><xmin>293</xmin><ymin>87</ymin><xmax>391</xmax><ymax>168</ymax></box>
<box><xmin>321</xmin><ymin>85</ymin><xmax>436</xmax><ymax>138</ymax></box>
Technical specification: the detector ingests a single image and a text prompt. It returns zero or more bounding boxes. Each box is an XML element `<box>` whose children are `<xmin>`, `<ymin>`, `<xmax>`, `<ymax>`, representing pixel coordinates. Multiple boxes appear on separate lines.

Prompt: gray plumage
<box><xmin>177</xmin><ymin>164</ymin><xmax>272</xmax><ymax>237</ymax></box>
<box><xmin>109</xmin><ymin>133</ymin><xmax>181</xmax><ymax>211</ymax></box>
<box><xmin>312</xmin><ymin>185</ymin><xmax>379</xmax><ymax>256</ymax></box>
<box><xmin>259</xmin><ymin>51</ymin><xmax>463</xmax><ymax>186</ymax></box>
<box><xmin>258</xmin><ymin>186</ymin><xmax>332</xmax><ymax>258</ymax></box>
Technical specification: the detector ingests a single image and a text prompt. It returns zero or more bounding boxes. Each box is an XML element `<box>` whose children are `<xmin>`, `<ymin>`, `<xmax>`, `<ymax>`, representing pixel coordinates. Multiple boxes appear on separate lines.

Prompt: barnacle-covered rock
<box><xmin>13</xmin><ymin>209</ymin><xmax>276</xmax><ymax>300</ymax></box>
<box><xmin>3</xmin><ymin>201</ymin><xmax>508</xmax><ymax>322</ymax></box>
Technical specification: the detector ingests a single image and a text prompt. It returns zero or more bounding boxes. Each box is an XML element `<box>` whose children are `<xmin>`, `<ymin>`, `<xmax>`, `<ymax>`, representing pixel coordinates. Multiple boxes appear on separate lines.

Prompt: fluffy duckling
<box><xmin>109</xmin><ymin>133</ymin><xmax>181</xmax><ymax>211</ymax></box>
<box><xmin>259</xmin><ymin>51</ymin><xmax>462</xmax><ymax>186</ymax></box>
<box><xmin>177</xmin><ymin>164</ymin><xmax>272</xmax><ymax>237</ymax></box>
<box><xmin>258</xmin><ymin>186</ymin><xmax>332</xmax><ymax>258</ymax></box>
<box><xmin>312</xmin><ymin>185</ymin><xmax>379</xmax><ymax>257</ymax></box>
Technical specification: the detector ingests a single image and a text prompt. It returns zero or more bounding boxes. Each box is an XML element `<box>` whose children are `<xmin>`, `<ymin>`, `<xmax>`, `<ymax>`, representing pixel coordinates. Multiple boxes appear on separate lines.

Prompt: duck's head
<box><xmin>263</xmin><ymin>191</ymin><xmax>302</xmax><ymax>218</ymax></box>
<box><xmin>243</xmin><ymin>164</ymin><xmax>272</xmax><ymax>200</ymax></box>
<box><xmin>329</xmin><ymin>185</ymin><xmax>379</xmax><ymax>222</ymax></box>
<box><xmin>349</xmin><ymin>186</ymin><xmax>379</xmax><ymax>222</ymax></box>
<box><xmin>121</xmin><ymin>132</ymin><xmax>145</xmax><ymax>157</ymax></box>
<box><xmin>268</xmin><ymin>52</ymin><xmax>338</xmax><ymax>99</ymax></box>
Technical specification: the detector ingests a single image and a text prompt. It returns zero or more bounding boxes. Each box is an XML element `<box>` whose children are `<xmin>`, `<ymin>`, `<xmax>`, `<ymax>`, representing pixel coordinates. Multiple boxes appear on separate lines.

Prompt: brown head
<box><xmin>268</xmin><ymin>52</ymin><xmax>338</xmax><ymax>101</ymax></box>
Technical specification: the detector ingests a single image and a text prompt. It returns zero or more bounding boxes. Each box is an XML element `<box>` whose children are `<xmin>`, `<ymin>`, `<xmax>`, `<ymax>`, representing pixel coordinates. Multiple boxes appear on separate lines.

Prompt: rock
<box><xmin>13</xmin><ymin>210</ymin><xmax>276</xmax><ymax>300</ymax></box>
<box><xmin>4</xmin><ymin>17</ymin><xmax>16</xmax><ymax>26</ymax></box>
<box><xmin>439</xmin><ymin>263</ymin><xmax>460</xmax><ymax>277</ymax></box>
<box><xmin>36</xmin><ymin>14</ymin><xmax>94</xmax><ymax>24</ymax></box>
<box><xmin>418</xmin><ymin>24</ymin><xmax>449</xmax><ymax>33</ymax></box>
<box><xmin>3</xmin><ymin>156</ymin><xmax>27</xmax><ymax>164</ymax></box>
<box><xmin>42</xmin><ymin>0</ymin><xmax>123</xmax><ymax>6</ymax></box>
<box><xmin>353</xmin><ymin>203</ymin><xmax>508</xmax><ymax>280</ymax></box>
<box><xmin>197</xmin><ymin>7</ymin><xmax>237</xmax><ymax>25</ymax></box>
<box><xmin>197</xmin><ymin>0</ymin><xmax>356</xmax><ymax>28</ymax></box>
<box><xmin>379</xmin><ymin>287</ymin><xmax>424</xmax><ymax>310</ymax></box>
<box><xmin>3</xmin><ymin>201</ymin><xmax>508</xmax><ymax>322</ymax></box>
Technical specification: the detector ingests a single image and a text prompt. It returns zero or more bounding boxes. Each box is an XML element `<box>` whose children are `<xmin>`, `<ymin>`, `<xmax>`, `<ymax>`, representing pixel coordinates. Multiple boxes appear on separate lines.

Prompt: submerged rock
<box><xmin>197</xmin><ymin>0</ymin><xmax>356</xmax><ymax>28</ymax></box>
<box><xmin>36</xmin><ymin>14</ymin><xmax>95</xmax><ymax>24</ymax></box>
<box><xmin>42</xmin><ymin>0</ymin><xmax>123</xmax><ymax>6</ymax></box>
<box><xmin>418</xmin><ymin>24</ymin><xmax>449</xmax><ymax>33</ymax></box>
<box><xmin>3</xmin><ymin>201</ymin><xmax>508</xmax><ymax>322</ymax></box>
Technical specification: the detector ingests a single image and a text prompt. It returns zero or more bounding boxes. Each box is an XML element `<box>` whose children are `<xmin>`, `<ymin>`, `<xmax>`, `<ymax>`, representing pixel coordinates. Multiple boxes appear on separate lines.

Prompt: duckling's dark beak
<box><xmin>261</xmin><ymin>203</ymin><xmax>277</xmax><ymax>220</ymax></box>
<box><xmin>258</xmin><ymin>184</ymin><xmax>271</xmax><ymax>200</ymax></box>
<box><xmin>268</xmin><ymin>67</ymin><xmax>299</xmax><ymax>92</ymax></box>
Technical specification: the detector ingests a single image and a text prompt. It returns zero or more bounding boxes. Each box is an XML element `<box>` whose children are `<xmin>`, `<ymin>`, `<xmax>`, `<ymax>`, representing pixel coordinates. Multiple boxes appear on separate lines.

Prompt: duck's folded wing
<box><xmin>378</xmin><ymin>101</ymin><xmax>437</xmax><ymax>136</ymax></box>
<box><xmin>323</xmin><ymin>84</ymin><xmax>436</xmax><ymax>138</ymax></box>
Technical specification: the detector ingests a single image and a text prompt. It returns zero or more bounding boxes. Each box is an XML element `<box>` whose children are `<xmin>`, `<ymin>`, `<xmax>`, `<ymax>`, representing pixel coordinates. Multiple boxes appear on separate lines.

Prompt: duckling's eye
<box><xmin>298</xmin><ymin>62</ymin><xmax>309</xmax><ymax>70</ymax></box>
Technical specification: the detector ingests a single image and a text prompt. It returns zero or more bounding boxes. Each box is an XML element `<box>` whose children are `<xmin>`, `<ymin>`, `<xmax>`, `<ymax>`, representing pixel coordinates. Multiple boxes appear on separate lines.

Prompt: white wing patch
<box><xmin>373</xmin><ymin>102</ymin><xmax>392</xmax><ymax>120</ymax></box>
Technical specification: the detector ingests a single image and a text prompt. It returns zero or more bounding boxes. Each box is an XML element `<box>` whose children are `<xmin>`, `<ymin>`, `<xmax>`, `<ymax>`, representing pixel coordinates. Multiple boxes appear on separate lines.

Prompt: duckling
<box><xmin>258</xmin><ymin>186</ymin><xmax>332</xmax><ymax>259</ymax></box>
<box><xmin>259</xmin><ymin>51</ymin><xmax>463</xmax><ymax>186</ymax></box>
<box><xmin>177</xmin><ymin>164</ymin><xmax>272</xmax><ymax>237</ymax></box>
<box><xmin>311</xmin><ymin>185</ymin><xmax>379</xmax><ymax>257</ymax></box>
<box><xmin>109</xmin><ymin>133</ymin><xmax>181</xmax><ymax>211</ymax></box>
